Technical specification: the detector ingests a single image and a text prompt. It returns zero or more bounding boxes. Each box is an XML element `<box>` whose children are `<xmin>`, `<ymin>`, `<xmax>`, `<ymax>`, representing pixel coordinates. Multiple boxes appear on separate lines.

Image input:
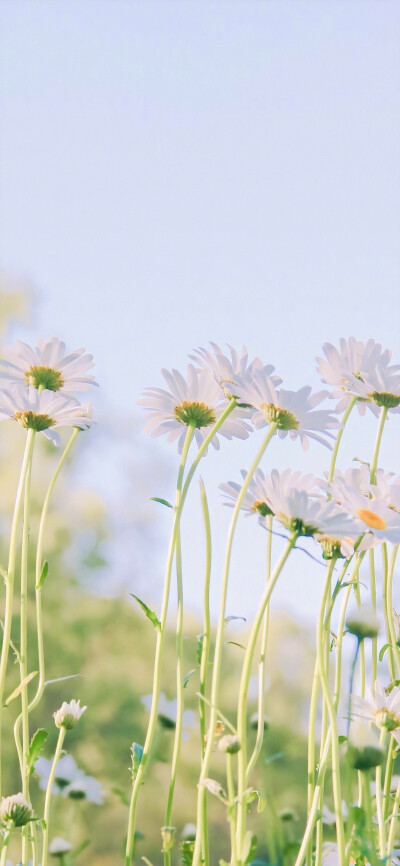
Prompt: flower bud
<box><xmin>0</xmin><ymin>793</ymin><xmax>34</xmax><ymax>826</ymax></box>
<box><xmin>347</xmin><ymin>720</ymin><xmax>385</xmax><ymax>771</ymax></box>
<box><xmin>346</xmin><ymin>606</ymin><xmax>380</xmax><ymax>641</ymax></box>
<box><xmin>217</xmin><ymin>734</ymin><xmax>241</xmax><ymax>754</ymax></box>
<box><xmin>200</xmin><ymin>778</ymin><xmax>227</xmax><ymax>802</ymax></box>
<box><xmin>161</xmin><ymin>826</ymin><xmax>176</xmax><ymax>853</ymax></box>
<box><xmin>53</xmin><ymin>699</ymin><xmax>87</xmax><ymax>730</ymax></box>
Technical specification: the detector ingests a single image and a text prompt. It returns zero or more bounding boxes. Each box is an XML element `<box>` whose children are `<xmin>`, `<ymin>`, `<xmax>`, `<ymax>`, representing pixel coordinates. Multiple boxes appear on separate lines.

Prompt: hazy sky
<box><xmin>1</xmin><ymin>0</ymin><xmax>399</xmax><ymax>626</ymax></box>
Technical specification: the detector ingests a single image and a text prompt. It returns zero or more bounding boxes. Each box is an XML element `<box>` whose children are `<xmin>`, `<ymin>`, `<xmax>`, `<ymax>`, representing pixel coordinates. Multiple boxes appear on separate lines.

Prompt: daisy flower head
<box><xmin>64</xmin><ymin>774</ymin><xmax>104</xmax><ymax>804</ymax></box>
<box><xmin>190</xmin><ymin>342</ymin><xmax>281</xmax><ymax>400</ymax></box>
<box><xmin>0</xmin><ymin>385</ymin><xmax>94</xmax><ymax>445</ymax></box>
<box><xmin>0</xmin><ymin>337</ymin><xmax>97</xmax><ymax>393</ymax></box>
<box><xmin>328</xmin><ymin>470</ymin><xmax>400</xmax><ymax>550</ymax></box>
<box><xmin>351</xmin><ymin>680</ymin><xmax>400</xmax><ymax>737</ymax></box>
<box><xmin>220</xmin><ymin>468</ymin><xmax>275</xmax><ymax>517</ymax></box>
<box><xmin>35</xmin><ymin>754</ymin><xmax>85</xmax><ymax>794</ymax></box>
<box><xmin>53</xmin><ymin>699</ymin><xmax>87</xmax><ymax>730</ymax></box>
<box><xmin>259</xmin><ymin>469</ymin><xmax>358</xmax><ymax>552</ymax></box>
<box><xmin>343</xmin><ymin>364</ymin><xmax>400</xmax><ymax>414</ymax></box>
<box><xmin>138</xmin><ymin>364</ymin><xmax>252</xmax><ymax>453</ymax></box>
<box><xmin>228</xmin><ymin>368</ymin><xmax>339</xmax><ymax>449</ymax></box>
<box><xmin>316</xmin><ymin>337</ymin><xmax>398</xmax><ymax>415</ymax></box>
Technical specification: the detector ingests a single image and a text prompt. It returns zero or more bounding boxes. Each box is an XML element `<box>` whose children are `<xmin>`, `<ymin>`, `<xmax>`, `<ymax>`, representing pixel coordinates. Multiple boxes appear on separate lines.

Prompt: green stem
<box><xmin>199</xmin><ymin>479</ymin><xmax>211</xmax><ymax>866</ymax></box>
<box><xmin>361</xmin><ymin>772</ymin><xmax>379</xmax><ymax>866</ymax></box>
<box><xmin>382</xmin><ymin>736</ymin><xmax>395</xmax><ymax>824</ymax></box>
<box><xmin>235</xmin><ymin>532</ymin><xmax>298</xmax><ymax>863</ymax></box>
<box><xmin>369</xmin><ymin>549</ymin><xmax>378</xmax><ymax>689</ymax></box>
<box><xmin>293</xmin><ymin>731</ymin><xmax>332</xmax><ymax>866</ymax></box>
<box><xmin>163</xmin><ymin>528</ymin><xmax>184</xmax><ymax>866</ymax></box>
<box><xmin>315</xmin><ymin>560</ymin><xmax>346</xmax><ymax>866</ymax></box>
<box><xmin>370</xmin><ymin>406</ymin><xmax>388</xmax><ymax>485</ymax></box>
<box><xmin>226</xmin><ymin>753</ymin><xmax>238</xmax><ymax>866</ymax></box>
<box><xmin>375</xmin><ymin>730</ymin><xmax>387</xmax><ymax>855</ymax></box>
<box><xmin>191</xmin><ymin>423</ymin><xmax>278</xmax><ymax>866</ymax></box>
<box><xmin>334</xmin><ymin>554</ymin><xmax>365</xmax><ymax>709</ymax></box>
<box><xmin>347</xmin><ymin>640</ymin><xmax>360</xmax><ymax>737</ymax></box>
<box><xmin>386</xmin><ymin>544</ymin><xmax>400</xmax><ymax>678</ymax></box>
<box><xmin>387</xmin><ymin>758</ymin><xmax>400</xmax><ymax>859</ymax></box>
<box><xmin>245</xmin><ymin>515</ymin><xmax>273</xmax><ymax>782</ymax></box>
<box><xmin>328</xmin><ymin>397</ymin><xmax>356</xmax><ymax>484</ymax></box>
<box><xmin>125</xmin><ymin>425</ymin><xmax>194</xmax><ymax>865</ymax></box>
<box><xmin>14</xmin><ymin>430</ymin><xmax>81</xmax><ymax>754</ymax></box>
<box><xmin>0</xmin><ymin>428</ymin><xmax>35</xmax><ymax>799</ymax></box>
<box><xmin>382</xmin><ymin>544</ymin><xmax>396</xmax><ymax>682</ymax></box>
<box><xmin>42</xmin><ymin>726</ymin><xmax>67</xmax><ymax>866</ymax></box>
<box><xmin>0</xmin><ymin>830</ymin><xmax>12</xmax><ymax>866</ymax></box>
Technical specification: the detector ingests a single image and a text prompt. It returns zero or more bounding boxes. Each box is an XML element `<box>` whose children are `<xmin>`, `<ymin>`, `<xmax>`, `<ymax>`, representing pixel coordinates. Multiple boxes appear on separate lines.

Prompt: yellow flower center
<box><xmin>260</xmin><ymin>404</ymin><xmax>299</xmax><ymax>430</ymax></box>
<box><xmin>24</xmin><ymin>365</ymin><xmax>64</xmax><ymax>391</ymax></box>
<box><xmin>174</xmin><ymin>401</ymin><xmax>216</xmax><ymax>428</ymax></box>
<box><xmin>356</xmin><ymin>508</ymin><xmax>387</xmax><ymax>530</ymax></box>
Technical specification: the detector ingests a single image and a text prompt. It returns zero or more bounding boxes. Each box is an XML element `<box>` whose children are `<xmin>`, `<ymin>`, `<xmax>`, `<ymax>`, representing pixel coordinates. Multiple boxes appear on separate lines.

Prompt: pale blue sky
<box><xmin>1</xmin><ymin>0</ymin><xmax>399</xmax><ymax>625</ymax></box>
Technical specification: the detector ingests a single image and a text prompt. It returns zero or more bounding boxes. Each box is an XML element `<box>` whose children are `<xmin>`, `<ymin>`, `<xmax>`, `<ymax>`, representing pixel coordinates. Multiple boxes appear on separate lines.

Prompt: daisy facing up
<box><xmin>0</xmin><ymin>337</ymin><xmax>97</xmax><ymax>393</ymax></box>
<box><xmin>227</xmin><ymin>367</ymin><xmax>339</xmax><ymax>449</ymax></box>
<box><xmin>138</xmin><ymin>364</ymin><xmax>252</xmax><ymax>452</ymax></box>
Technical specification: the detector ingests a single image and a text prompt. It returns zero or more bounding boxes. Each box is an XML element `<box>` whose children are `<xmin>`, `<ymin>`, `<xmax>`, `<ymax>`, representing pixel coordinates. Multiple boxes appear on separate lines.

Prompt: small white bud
<box><xmin>0</xmin><ymin>793</ymin><xmax>34</xmax><ymax>826</ymax></box>
<box><xmin>53</xmin><ymin>699</ymin><xmax>87</xmax><ymax>730</ymax></box>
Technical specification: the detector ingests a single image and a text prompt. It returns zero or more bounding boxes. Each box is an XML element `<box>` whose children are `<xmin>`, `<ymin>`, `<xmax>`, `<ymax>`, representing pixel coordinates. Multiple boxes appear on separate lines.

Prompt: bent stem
<box><xmin>235</xmin><ymin>532</ymin><xmax>298</xmax><ymax>862</ymax></box>
<box><xmin>41</xmin><ymin>726</ymin><xmax>66</xmax><ymax>866</ymax></box>
<box><xmin>191</xmin><ymin>422</ymin><xmax>278</xmax><ymax>866</ymax></box>
<box><xmin>0</xmin><ymin>428</ymin><xmax>36</xmax><ymax>799</ymax></box>
<box><xmin>125</xmin><ymin>425</ymin><xmax>194</xmax><ymax>865</ymax></box>
<box><xmin>245</xmin><ymin>515</ymin><xmax>273</xmax><ymax>782</ymax></box>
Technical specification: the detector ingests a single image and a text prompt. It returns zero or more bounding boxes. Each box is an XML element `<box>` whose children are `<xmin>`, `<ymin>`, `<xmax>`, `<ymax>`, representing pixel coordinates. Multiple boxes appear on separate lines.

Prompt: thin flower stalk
<box><xmin>199</xmin><ymin>479</ymin><xmax>212</xmax><ymax>866</ymax></box>
<box><xmin>375</xmin><ymin>730</ymin><xmax>387</xmax><ymax>856</ymax></box>
<box><xmin>125</xmin><ymin>425</ymin><xmax>194</xmax><ymax>865</ymax></box>
<box><xmin>387</xmin><ymin>773</ymin><xmax>400</xmax><ymax>859</ymax></box>
<box><xmin>333</xmin><ymin>554</ymin><xmax>365</xmax><ymax>708</ymax></box>
<box><xmin>191</xmin><ymin>422</ymin><xmax>278</xmax><ymax>866</ymax></box>
<box><xmin>226</xmin><ymin>752</ymin><xmax>238</xmax><ymax>866</ymax></box>
<box><xmin>0</xmin><ymin>428</ymin><xmax>35</xmax><ymax>799</ymax></box>
<box><xmin>0</xmin><ymin>830</ymin><xmax>11</xmax><ymax>866</ymax></box>
<box><xmin>245</xmin><ymin>514</ymin><xmax>273</xmax><ymax>783</ymax></box>
<box><xmin>382</xmin><ymin>544</ymin><xmax>396</xmax><ymax>681</ymax></box>
<box><xmin>369</xmin><ymin>548</ymin><xmax>378</xmax><ymax>687</ymax></box>
<box><xmin>361</xmin><ymin>772</ymin><xmax>380</xmax><ymax>866</ymax></box>
<box><xmin>370</xmin><ymin>406</ymin><xmax>389</xmax><ymax>485</ymax></box>
<box><xmin>235</xmin><ymin>532</ymin><xmax>298</xmax><ymax>863</ymax></box>
<box><xmin>41</xmin><ymin>726</ymin><xmax>67</xmax><ymax>866</ymax></box>
<box><xmin>327</xmin><ymin>396</ymin><xmax>357</xmax><ymax>483</ymax></box>
<box><xmin>163</xmin><ymin>528</ymin><xmax>184</xmax><ymax>866</ymax></box>
<box><xmin>386</xmin><ymin>544</ymin><xmax>400</xmax><ymax>678</ymax></box>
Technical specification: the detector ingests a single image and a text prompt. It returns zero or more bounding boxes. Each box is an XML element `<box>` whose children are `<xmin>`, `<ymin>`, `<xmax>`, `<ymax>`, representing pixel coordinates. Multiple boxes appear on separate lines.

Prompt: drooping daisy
<box><xmin>228</xmin><ymin>368</ymin><xmax>339</xmax><ymax>449</ymax></box>
<box><xmin>138</xmin><ymin>365</ymin><xmax>252</xmax><ymax>452</ymax></box>
<box><xmin>0</xmin><ymin>337</ymin><xmax>97</xmax><ymax>392</ymax></box>
<box><xmin>351</xmin><ymin>681</ymin><xmax>400</xmax><ymax>742</ymax></box>
<box><xmin>220</xmin><ymin>468</ymin><xmax>315</xmax><ymax>518</ymax></box>
<box><xmin>258</xmin><ymin>469</ymin><xmax>360</xmax><ymax>552</ymax></box>
<box><xmin>0</xmin><ymin>385</ymin><xmax>93</xmax><ymax>445</ymax></box>
<box><xmin>316</xmin><ymin>337</ymin><xmax>398</xmax><ymax>416</ymax></box>
<box><xmin>327</xmin><ymin>470</ymin><xmax>400</xmax><ymax>550</ymax></box>
<box><xmin>141</xmin><ymin>692</ymin><xmax>196</xmax><ymax>739</ymax></box>
<box><xmin>190</xmin><ymin>342</ymin><xmax>281</xmax><ymax>400</ymax></box>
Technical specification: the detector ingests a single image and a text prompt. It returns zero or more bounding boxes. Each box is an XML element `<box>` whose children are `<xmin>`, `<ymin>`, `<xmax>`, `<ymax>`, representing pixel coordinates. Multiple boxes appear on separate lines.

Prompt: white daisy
<box><xmin>228</xmin><ymin>368</ymin><xmax>339</xmax><ymax>449</ymax></box>
<box><xmin>64</xmin><ymin>775</ymin><xmax>103</xmax><ymax>805</ymax></box>
<box><xmin>49</xmin><ymin>838</ymin><xmax>73</xmax><ymax>855</ymax></box>
<box><xmin>138</xmin><ymin>364</ymin><xmax>252</xmax><ymax>452</ymax></box>
<box><xmin>340</xmin><ymin>364</ymin><xmax>400</xmax><ymax>415</ymax></box>
<box><xmin>258</xmin><ymin>469</ymin><xmax>359</xmax><ymax>551</ymax></box>
<box><xmin>0</xmin><ymin>337</ymin><xmax>97</xmax><ymax>392</ymax></box>
<box><xmin>141</xmin><ymin>692</ymin><xmax>196</xmax><ymax>739</ymax></box>
<box><xmin>351</xmin><ymin>681</ymin><xmax>400</xmax><ymax>741</ymax></box>
<box><xmin>316</xmin><ymin>337</ymin><xmax>398</xmax><ymax>416</ymax></box>
<box><xmin>35</xmin><ymin>754</ymin><xmax>85</xmax><ymax>793</ymax></box>
<box><xmin>0</xmin><ymin>385</ymin><xmax>93</xmax><ymax>445</ymax></box>
<box><xmin>189</xmin><ymin>342</ymin><xmax>281</xmax><ymax>399</ymax></box>
<box><xmin>53</xmin><ymin>699</ymin><xmax>87</xmax><ymax>730</ymax></box>
<box><xmin>328</xmin><ymin>470</ymin><xmax>400</xmax><ymax>550</ymax></box>
<box><xmin>220</xmin><ymin>468</ymin><xmax>315</xmax><ymax>518</ymax></box>
<box><xmin>321</xmin><ymin>843</ymin><xmax>366</xmax><ymax>865</ymax></box>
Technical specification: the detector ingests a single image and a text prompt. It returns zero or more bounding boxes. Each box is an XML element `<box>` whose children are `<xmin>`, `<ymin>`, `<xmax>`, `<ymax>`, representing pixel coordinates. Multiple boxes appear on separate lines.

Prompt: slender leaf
<box><xmin>150</xmin><ymin>497</ymin><xmax>173</xmax><ymax>509</ymax></box>
<box><xmin>183</xmin><ymin>669</ymin><xmax>196</xmax><ymax>689</ymax></box>
<box><xmin>225</xmin><ymin>641</ymin><xmax>246</xmax><ymax>650</ymax></box>
<box><xmin>37</xmin><ymin>560</ymin><xmax>48</xmax><ymax>589</ymax></box>
<box><xmin>130</xmin><ymin>595</ymin><xmax>161</xmax><ymax>631</ymax></box>
<box><xmin>225</xmin><ymin>615</ymin><xmax>246</xmax><ymax>624</ymax></box>
<box><xmin>27</xmin><ymin>729</ymin><xmax>48</xmax><ymax>774</ymax></box>
<box><xmin>5</xmin><ymin>671</ymin><xmax>37</xmax><ymax>706</ymax></box>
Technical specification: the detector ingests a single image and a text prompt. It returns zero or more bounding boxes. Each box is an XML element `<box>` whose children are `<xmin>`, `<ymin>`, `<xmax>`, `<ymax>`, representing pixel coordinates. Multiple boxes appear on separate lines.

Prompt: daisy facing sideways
<box><xmin>351</xmin><ymin>680</ymin><xmax>400</xmax><ymax>743</ymax></box>
<box><xmin>316</xmin><ymin>336</ymin><xmax>399</xmax><ymax>416</ymax></box>
<box><xmin>0</xmin><ymin>337</ymin><xmax>97</xmax><ymax>393</ymax></box>
<box><xmin>0</xmin><ymin>385</ymin><xmax>93</xmax><ymax>445</ymax></box>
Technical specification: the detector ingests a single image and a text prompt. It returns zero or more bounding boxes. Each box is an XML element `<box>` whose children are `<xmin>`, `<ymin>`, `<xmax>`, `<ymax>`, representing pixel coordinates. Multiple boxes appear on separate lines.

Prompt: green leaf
<box><xmin>241</xmin><ymin>832</ymin><xmax>258</xmax><ymax>865</ymax></box>
<box><xmin>5</xmin><ymin>671</ymin><xmax>38</xmax><ymax>706</ymax></box>
<box><xmin>244</xmin><ymin>788</ymin><xmax>266</xmax><ymax>813</ymax></box>
<box><xmin>181</xmin><ymin>840</ymin><xmax>195</xmax><ymax>866</ymax></box>
<box><xmin>27</xmin><ymin>729</ymin><xmax>48</xmax><ymax>775</ymax></box>
<box><xmin>225</xmin><ymin>641</ymin><xmax>246</xmax><ymax>650</ymax></box>
<box><xmin>44</xmin><ymin>673</ymin><xmax>80</xmax><ymax>687</ymax></box>
<box><xmin>196</xmin><ymin>634</ymin><xmax>204</xmax><ymax>665</ymax></box>
<box><xmin>130</xmin><ymin>595</ymin><xmax>161</xmax><ymax>631</ymax></box>
<box><xmin>36</xmin><ymin>560</ymin><xmax>48</xmax><ymax>589</ymax></box>
<box><xmin>183</xmin><ymin>669</ymin><xmax>196</xmax><ymax>689</ymax></box>
<box><xmin>338</xmin><ymin>735</ymin><xmax>348</xmax><ymax>744</ymax></box>
<box><xmin>150</xmin><ymin>497</ymin><xmax>173</xmax><ymax>509</ymax></box>
<box><xmin>379</xmin><ymin>643</ymin><xmax>391</xmax><ymax>662</ymax></box>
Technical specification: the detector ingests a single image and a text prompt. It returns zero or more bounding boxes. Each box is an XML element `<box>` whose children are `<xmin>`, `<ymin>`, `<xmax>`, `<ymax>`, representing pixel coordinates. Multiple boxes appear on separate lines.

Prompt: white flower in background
<box><xmin>346</xmin><ymin>606</ymin><xmax>380</xmax><ymax>640</ymax></box>
<box><xmin>328</xmin><ymin>470</ymin><xmax>400</xmax><ymax>549</ymax></box>
<box><xmin>141</xmin><ymin>692</ymin><xmax>196</xmax><ymax>739</ymax></box>
<box><xmin>64</xmin><ymin>775</ymin><xmax>104</xmax><ymax>804</ymax></box>
<box><xmin>49</xmin><ymin>838</ymin><xmax>73</xmax><ymax>856</ymax></box>
<box><xmin>0</xmin><ymin>337</ymin><xmax>97</xmax><ymax>392</ymax></box>
<box><xmin>53</xmin><ymin>699</ymin><xmax>87</xmax><ymax>730</ymax></box>
<box><xmin>228</xmin><ymin>368</ymin><xmax>338</xmax><ymax>449</ymax></box>
<box><xmin>321</xmin><ymin>803</ymin><xmax>348</xmax><ymax>825</ymax></box>
<box><xmin>321</xmin><ymin>843</ymin><xmax>363</xmax><ymax>865</ymax></box>
<box><xmin>138</xmin><ymin>365</ymin><xmax>252</xmax><ymax>452</ymax></box>
<box><xmin>35</xmin><ymin>754</ymin><xmax>85</xmax><ymax>793</ymax></box>
<box><xmin>0</xmin><ymin>793</ymin><xmax>34</xmax><ymax>826</ymax></box>
<box><xmin>0</xmin><ymin>385</ymin><xmax>93</xmax><ymax>445</ymax></box>
<box><xmin>258</xmin><ymin>469</ymin><xmax>360</xmax><ymax>550</ymax></box>
<box><xmin>351</xmin><ymin>681</ymin><xmax>400</xmax><ymax>739</ymax></box>
<box><xmin>316</xmin><ymin>337</ymin><xmax>398</xmax><ymax>416</ymax></box>
<box><xmin>190</xmin><ymin>342</ymin><xmax>281</xmax><ymax>399</ymax></box>
<box><xmin>343</xmin><ymin>364</ymin><xmax>400</xmax><ymax>414</ymax></box>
